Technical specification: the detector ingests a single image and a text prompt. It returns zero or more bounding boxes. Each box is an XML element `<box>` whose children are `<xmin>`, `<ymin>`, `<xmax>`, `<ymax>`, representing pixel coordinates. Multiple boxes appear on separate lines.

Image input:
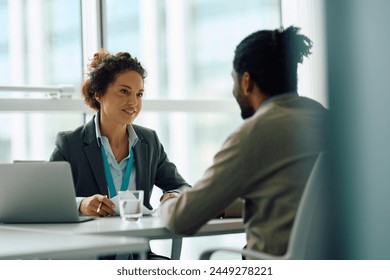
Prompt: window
<box><xmin>0</xmin><ymin>0</ymin><xmax>289</xmax><ymax>259</ymax></box>
<box><xmin>104</xmin><ymin>0</ymin><xmax>281</xmax><ymax>184</ymax></box>
<box><xmin>1</xmin><ymin>0</ymin><xmax>283</xmax><ymax>179</ymax></box>
<box><xmin>0</xmin><ymin>0</ymin><xmax>82</xmax><ymax>87</ymax></box>
<box><xmin>0</xmin><ymin>0</ymin><xmax>83</xmax><ymax>163</ymax></box>
<box><xmin>105</xmin><ymin>0</ymin><xmax>280</xmax><ymax>99</ymax></box>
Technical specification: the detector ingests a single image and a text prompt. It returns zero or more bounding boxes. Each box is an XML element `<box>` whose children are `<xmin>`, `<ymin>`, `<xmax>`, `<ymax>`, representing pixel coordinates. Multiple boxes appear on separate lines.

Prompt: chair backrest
<box><xmin>285</xmin><ymin>152</ymin><xmax>330</xmax><ymax>259</ymax></box>
<box><xmin>199</xmin><ymin>152</ymin><xmax>331</xmax><ymax>260</ymax></box>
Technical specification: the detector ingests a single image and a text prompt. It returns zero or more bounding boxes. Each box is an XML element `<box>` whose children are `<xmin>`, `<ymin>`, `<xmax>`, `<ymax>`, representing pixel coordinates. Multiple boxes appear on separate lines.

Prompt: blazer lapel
<box><xmin>83</xmin><ymin>117</ymin><xmax>109</xmax><ymax>196</ymax></box>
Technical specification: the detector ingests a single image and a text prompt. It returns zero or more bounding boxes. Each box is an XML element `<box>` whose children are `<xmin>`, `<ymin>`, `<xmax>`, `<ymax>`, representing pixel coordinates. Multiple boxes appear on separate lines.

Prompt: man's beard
<box><xmin>240</xmin><ymin>104</ymin><xmax>255</xmax><ymax>119</ymax></box>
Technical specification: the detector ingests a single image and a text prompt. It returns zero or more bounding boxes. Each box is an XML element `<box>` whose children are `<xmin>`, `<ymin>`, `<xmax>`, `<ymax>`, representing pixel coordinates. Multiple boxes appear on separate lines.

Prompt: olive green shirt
<box><xmin>160</xmin><ymin>93</ymin><xmax>328</xmax><ymax>256</ymax></box>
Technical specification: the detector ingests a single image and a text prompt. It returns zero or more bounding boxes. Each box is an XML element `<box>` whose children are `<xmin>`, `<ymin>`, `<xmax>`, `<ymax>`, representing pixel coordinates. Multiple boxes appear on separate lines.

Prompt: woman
<box><xmin>50</xmin><ymin>50</ymin><xmax>190</xmax><ymax>218</ymax></box>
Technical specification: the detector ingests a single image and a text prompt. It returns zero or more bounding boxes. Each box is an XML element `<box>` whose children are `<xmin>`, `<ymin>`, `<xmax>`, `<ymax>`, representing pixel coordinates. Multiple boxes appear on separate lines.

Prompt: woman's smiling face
<box><xmin>97</xmin><ymin>70</ymin><xmax>144</xmax><ymax>126</ymax></box>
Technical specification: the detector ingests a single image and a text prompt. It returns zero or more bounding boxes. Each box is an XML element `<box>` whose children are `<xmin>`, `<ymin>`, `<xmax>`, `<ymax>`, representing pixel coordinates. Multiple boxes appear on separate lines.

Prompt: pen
<box><xmin>96</xmin><ymin>202</ymin><xmax>102</xmax><ymax>213</ymax></box>
<box><xmin>96</xmin><ymin>195</ymin><xmax>107</xmax><ymax>213</ymax></box>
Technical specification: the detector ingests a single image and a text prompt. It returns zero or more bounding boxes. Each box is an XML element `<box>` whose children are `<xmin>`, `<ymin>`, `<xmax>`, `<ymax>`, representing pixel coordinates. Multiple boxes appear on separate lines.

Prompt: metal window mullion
<box><xmin>99</xmin><ymin>0</ymin><xmax>107</xmax><ymax>50</ymax></box>
<box><xmin>81</xmin><ymin>0</ymin><xmax>105</xmax><ymax>79</ymax></box>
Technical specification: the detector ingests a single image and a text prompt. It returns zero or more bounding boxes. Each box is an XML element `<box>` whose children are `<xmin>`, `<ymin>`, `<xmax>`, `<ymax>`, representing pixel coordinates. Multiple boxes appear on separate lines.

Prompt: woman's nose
<box><xmin>127</xmin><ymin>93</ymin><xmax>138</xmax><ymax>106</ymax></box>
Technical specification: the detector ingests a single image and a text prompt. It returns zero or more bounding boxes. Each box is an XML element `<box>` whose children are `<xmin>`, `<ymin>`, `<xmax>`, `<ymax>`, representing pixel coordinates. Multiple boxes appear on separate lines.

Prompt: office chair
<box><xmin>199</xmin><ymin>152</ymin><xmax>329</xmax><ymax>260</ymax></box>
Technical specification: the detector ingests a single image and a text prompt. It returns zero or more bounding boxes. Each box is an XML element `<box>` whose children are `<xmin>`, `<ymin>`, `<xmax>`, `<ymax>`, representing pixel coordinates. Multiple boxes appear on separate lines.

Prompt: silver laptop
<box><xmin>0</xmin><ymin>162</ymin><xmax>94</xmax><ymax>223</ymax></box>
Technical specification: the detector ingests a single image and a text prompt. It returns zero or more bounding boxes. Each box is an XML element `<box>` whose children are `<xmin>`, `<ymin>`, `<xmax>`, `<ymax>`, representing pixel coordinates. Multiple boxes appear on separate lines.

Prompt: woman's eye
<box><xmin>120</xmin><ymin>89</ymin><xmax>128</xmax><ymax>94</ymax></box>
<box><xmin>137</xmin><ymin>92</ymin><xmax>144</xmax><ymax>97</ymax></box>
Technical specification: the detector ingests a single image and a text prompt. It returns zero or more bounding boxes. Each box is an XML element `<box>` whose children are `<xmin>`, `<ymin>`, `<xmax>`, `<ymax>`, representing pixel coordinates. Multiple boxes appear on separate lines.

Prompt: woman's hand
<box><xmin>160</xmin><ymin>192</ymin><xmax>179</xmax><ymax>204</ymax></box>
<box><xmin>79</xmin><ymin>194</ymin><xmax>116</xmax><ymax>217</ymax></box>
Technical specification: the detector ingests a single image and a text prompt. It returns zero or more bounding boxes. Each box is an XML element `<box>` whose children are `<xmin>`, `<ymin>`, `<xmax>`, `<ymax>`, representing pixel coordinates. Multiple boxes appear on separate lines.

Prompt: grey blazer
<box><xmin>50</xmin><ymin>116</ymin><xmax>190</xmax><ymax>209</ymax></box>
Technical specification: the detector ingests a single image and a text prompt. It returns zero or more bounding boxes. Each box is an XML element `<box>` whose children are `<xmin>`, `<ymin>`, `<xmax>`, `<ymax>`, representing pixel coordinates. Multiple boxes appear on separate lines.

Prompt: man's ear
<box><xmin>240</xmin><ymin>72</ymin><xmax>254</xmax><ymax>96</ymax></box>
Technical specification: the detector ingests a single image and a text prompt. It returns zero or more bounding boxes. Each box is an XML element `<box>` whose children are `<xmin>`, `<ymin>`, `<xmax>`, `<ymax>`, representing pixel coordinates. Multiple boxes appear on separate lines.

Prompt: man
<box><xmin>160</xmin><ymin>26</ymin><xmax>328</xmax><ymax>256</ymax></box>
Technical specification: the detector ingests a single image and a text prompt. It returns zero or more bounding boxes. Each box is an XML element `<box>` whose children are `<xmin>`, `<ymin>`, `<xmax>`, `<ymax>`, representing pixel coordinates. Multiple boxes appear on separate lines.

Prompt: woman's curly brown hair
<box><xmin>81</xmin><ymin>49</ymin><xmax>147</xmax><ymax>110</ymax></box>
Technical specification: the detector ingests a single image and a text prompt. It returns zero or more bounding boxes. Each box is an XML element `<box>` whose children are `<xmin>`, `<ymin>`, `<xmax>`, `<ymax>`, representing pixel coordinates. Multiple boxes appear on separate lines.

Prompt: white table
<box><xmin>0</xmin><ymin>228</ymin><xmax>148</xmax><ymax>260</ymax></box>
<box><xmin>0</xmin><ymin>216</ymin><xmax>244</xmax><ymax>259</ymax></box>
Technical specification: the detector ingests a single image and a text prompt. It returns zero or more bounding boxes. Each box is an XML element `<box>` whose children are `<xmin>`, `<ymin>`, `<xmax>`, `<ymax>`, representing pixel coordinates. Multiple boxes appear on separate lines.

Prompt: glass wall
<box><xmin>1</xmin><ymin>0</ymin><xmax>281</xmax><ymax>166</ymax></box>
<box><xmin>0</xmin><ymin>0</ymin><xmax>82</xmax><ymax>162</ymax></box>
<box><xmin>0</xmin><ymin>0</ymin><xmax>83</xmax><ymax>163</ymax></box>
<box><xmin>105</xmin><ymin>0</ymin><xmax>280</xmax><ymax>99</ymax></box>
<box><xmin>0</xmin><ymin>0</ymin><xmax>9</xmax><ymax>84</ymax></box>
<box><xmin>0</xmin><ymin>0</ymin><xmax>82</xmax><ymax>87</ymax></box>
<box><xmin>104</xmin><ymin>0</ymin><xmax>280</xmax><ymax>186</ymax></box>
